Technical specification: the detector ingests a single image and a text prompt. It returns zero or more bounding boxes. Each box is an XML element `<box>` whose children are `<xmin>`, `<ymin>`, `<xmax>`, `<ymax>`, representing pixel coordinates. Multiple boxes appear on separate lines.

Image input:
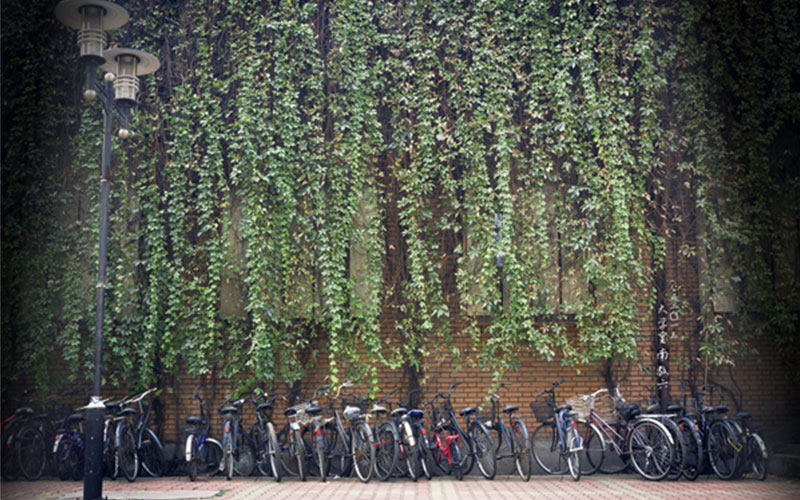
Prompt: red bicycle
<box><xmin>424</xmin><ymin>393</ymin><xmax>464</xmax><ymax>480</ymax></box>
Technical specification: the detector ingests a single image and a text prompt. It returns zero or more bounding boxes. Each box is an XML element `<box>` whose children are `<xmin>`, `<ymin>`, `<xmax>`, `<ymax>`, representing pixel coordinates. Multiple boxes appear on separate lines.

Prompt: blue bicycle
<box><xmin>184</xmin><ymin>385</ymin><xmax>223</xmax><ymax>481</ymax></box>
<box><xmin>530</xmin><ymin>379</ymin><xmax>582</xmax><ymax>480</ymax></box>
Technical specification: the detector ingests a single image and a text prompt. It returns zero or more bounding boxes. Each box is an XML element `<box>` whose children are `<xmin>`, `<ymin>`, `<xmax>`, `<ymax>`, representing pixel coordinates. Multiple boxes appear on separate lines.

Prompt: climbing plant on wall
<box><xmin>2</xmin><ymin>0</ymin><xmax>797</xmax><ymax>395</ymax></box>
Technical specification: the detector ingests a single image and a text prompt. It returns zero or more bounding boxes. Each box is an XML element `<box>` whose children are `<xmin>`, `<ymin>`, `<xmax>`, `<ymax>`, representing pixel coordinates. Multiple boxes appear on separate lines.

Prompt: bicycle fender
<box><xmin>634</xmin><ymin>417</ymin><xmax>675</xmax><ymax>445</ymax></box>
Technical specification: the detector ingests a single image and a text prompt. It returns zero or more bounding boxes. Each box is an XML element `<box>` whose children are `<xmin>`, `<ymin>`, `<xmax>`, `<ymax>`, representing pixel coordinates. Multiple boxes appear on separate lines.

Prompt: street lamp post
<box><xmin>54</xmin><ymin>2</ymin><xmax>159</xmax><ymax>499</ymax></box>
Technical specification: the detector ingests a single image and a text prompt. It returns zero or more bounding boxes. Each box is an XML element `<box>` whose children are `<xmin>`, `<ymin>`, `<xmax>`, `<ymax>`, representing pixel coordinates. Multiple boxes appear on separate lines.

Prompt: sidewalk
<box><xmin>2</xmin><ymin>475</ymin><xmax>799</xmax><ymax>500</ymax></box>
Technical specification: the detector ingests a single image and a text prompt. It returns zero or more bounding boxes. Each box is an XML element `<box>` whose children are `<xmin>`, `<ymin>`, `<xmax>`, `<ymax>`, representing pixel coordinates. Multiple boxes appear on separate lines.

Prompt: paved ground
<box><xmin>2</xmin><ymin>475</ymin><xmax>799</xmax><ymax>500</ymax></box>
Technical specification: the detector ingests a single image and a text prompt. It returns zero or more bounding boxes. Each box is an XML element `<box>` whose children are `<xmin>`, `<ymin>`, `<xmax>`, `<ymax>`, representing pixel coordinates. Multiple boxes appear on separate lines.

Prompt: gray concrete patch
<box><xmin>58</xmin><ymin>491</ymin><xmax>220</xmax><ymax>500</ymax></box>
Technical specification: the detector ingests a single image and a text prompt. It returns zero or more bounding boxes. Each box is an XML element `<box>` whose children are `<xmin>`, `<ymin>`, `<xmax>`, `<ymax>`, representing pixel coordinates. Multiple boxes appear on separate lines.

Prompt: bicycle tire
<box><xmin>16</xmin><ymin>423</ymin><xmax>47</xmax><ymax>481</ymax></box>
<box><xmin>417</xmin><ymin>425</ymin><xmax>433</xmax><ymax>480</ymax></box>
<box><xmin>432</xmin><ymin>434</ymin><xmax>452</xmax><ymax>476</ymax></box>
<box><xmin>531</xmin><ymin>422</ymin><xmax>561</xmax><ymax>474</ymax></box>
<box><xmin>140</xmin><ymin>427</ymin><xmax>165</xmax><ymax>477</ymax></box>
<box><xmin>251</xmin><ymin>426</ymin><xmax>269</xmax><ymax>476</ymax></box>
<box><xmin>661</xmin><ymin>418</ymin><xmax>686</xmax><ymax>480</ymax></box>
<box><xmin>118</xmin><ymin>424</ymin><xmax>138</xmax><ymax>482</ymax></box>
<box><xmin>202</xmin><ymin>438</ymin><xmax>223</xmax><ymax>476</ymax></box>
<box><xmin>234</xmin><ymin>428</ymin><xmax>256</xmax><ymax>477</ymax></box>
<box><xmin>707</xmin><ymin>419</ymin><xmax>739</xmax><ymax>480</ymax></box>
<box><xmin>748</xmin><ymin>433</ymin><xmax>768</xmax><ymax>481</ymax></box>
<box><xmin>225</xmin><ymin>438</ymin><xmax>234</xmax><ymax>480</ymax></box>
<box><xmin>567</xmin><ymin>430</ymin><xmax>581</xmax><ymax>481</ymax></box>
<box><xmin>374</xmin><ymin>422</ymin><xmax>398</xmax><ymax>481</ymax></box>
<box><xmin>186</xmin><ymin>434</ymin><xmax>197</xmax><ymax>481</ymax></box>
<box><xmin>628</xmin><ymin>419</ymin><xmax>673</xmax><ymax>481</ymax></box>
<box><xmin>469</xmin><ymin>420</ymin><xmax>496</xmax><ymax>480</ymax></box>
<box><xmin>456</xmin><ymin>427</ymin><xmax>475</xmax><ymax>476</ymax></box>
<box><xmin>678</xmin><ymin>417</ymin><xmax>702</xmax><ymax>481</ymax></box>
<box><xmin>449</xmin><ymin>438</ymin><xmax>464</xmax><ymax>480</ymax></box>
<box><xmin>352</xmin><ymin>421</ymin><xmax>374</xmax><ymax>483</ymax></box>
<box><xmin>512</xmin><ymin>419</ymin><xmax>532</xmax><ymax>481</ymax></box>
<box><xmin>69</xmin><ymin>442</ymin><xmax>84</xmax><ymax>481</ymax></box>
<box><xmin>577</xmin><ymin>421</ymin><xmax>603</xmax><ymax>475</ymax></box>
<box><xmin>314</xmin><ymin>424</ymin><xmax>327</xmax><ymax>482</ymax></box>
<box><xmin>267</xmin><ymin>423</ymin><xmax>282</xmax><ymax>482</ymax></box>
<box><xmin>289</xmin><ymin>428</ymin><xmax>304</xmax><ymax>481</ymax></box>
<box><xmin>278</xmin><ymin>427</ymin><xmax>298</xmax><ymax>476</ymax></box>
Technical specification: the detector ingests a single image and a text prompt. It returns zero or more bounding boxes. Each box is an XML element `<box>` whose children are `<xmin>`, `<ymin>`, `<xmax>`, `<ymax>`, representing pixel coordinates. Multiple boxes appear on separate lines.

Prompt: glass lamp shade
<box><xmin>100</xmin><ymin>48</ymin><xmax>160</xmax><ymax>107</ymax></box>
<box><xmin>54</xmin><ymin>0</ymin><xmax>129</xmax><ymax>63</ymax></box>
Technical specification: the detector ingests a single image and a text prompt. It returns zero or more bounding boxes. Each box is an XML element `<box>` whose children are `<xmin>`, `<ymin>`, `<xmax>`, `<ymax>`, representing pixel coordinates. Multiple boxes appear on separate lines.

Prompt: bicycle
<box><xmin>249</xmin><ymin>391</ymin><xmax>282</xmax><ymax>480</ymax></box>
<box><xmin>370</xmin><ymin>387</ymin><xmax>403</xmax><ymax>481</ymax></box>
<box><xmin>424</xmin><ymin>391</ymin><xmax>465</xmax><ymax>480</ymax></box>
<box><xmin>324</xmin><ymin>382</ymin><xmax>375</xmax><ymax>482</ymax></box>
<box><xmin>569</xmin><ymin>384</ymin><xmax>674</xmax><ymax>480</ymax></box>
<box><xmin>693</xmin><ymin>383</ymin><xmax>746</xmax><ymax>480</ymax></box>
<box><xmin>53</xmin><ymin>406</ymin><xmax>89</xmax><ymax>481</ymax></box>
<box><xmin>183</xmin><ymin>385</ymin><xmax>223</xmax><ymax>481</ymax></box>
<box><xmin>642</xmin><ymin>387</ymin><xmax>689</xmax><ymax>480</ymax></box>
<box><xmin>530</xmin><ymin>379</ymin><xmax>582</xmax><ymax>480</ymax></box>
<box><xmin>124</xmin><ymin>388</ymin><xmax>166</xmax><ymax>478</ymax></box>
<box><xmin>730</xmin><ymin>410</ymin><xmax>768</xmax><ymax>480</ymax></box>
<box><xmin>218</xmin><ymin>394</ymin><xmax>256</xmax><ymax>480</ymax></box>
<box><xmin>484</xmin><ymin>382</ymin><xmax>533</xmax><ymax>481</ymax></box>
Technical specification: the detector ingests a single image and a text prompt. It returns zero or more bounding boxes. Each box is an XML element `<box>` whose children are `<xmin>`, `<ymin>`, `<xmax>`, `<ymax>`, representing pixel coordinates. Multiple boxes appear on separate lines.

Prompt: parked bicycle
<box><xmin>218</xmin><ymin>394</ymin><xmax>256</xmax><ymax>480</ymax></box>
<box><xmin>530</xmin><ymin>379</ymin><xmax>582</xmax><ymax>480</ymax></box>
<box><xmin>323</xmin><ymin>382</ymin><xmax>375</xmax><ymax>482</ymax></box>
<box><xmin>424</xmin><ymin>391</ymin><xmax>465</xmax><ymax>480</ymax></box>
<box><xmin>184</xmin><ymin>385</ymin><xmax>223</xmax><ymax>481</ymax></box>
<box><xmin>483</xmin><ymin>382</ymin><xmax>533</xmax><ymax>481</ymax></box>
<box><xmin>249</xmin><ymin>391</ymin><xmax>282</xmax><ymax>480</ymax></box>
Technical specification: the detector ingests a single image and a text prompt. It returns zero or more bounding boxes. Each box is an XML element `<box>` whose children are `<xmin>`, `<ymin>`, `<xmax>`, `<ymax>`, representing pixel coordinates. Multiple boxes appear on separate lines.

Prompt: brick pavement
<box><xmin>2</xmin><ymin>475</ymin><xmax>799</xmax><ymax>500</ymax></box>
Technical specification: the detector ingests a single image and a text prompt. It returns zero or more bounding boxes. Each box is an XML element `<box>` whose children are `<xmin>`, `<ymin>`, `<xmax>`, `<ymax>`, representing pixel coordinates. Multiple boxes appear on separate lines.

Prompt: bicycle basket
<box><xmin>530</xmin><ymin>396</ymin><xmax>553</xmax><ymax>422</ymax></box>
<box><xmin>565</xmin><ymin>394</ymin><xmax>593</xmax><ymax>420</ymax></box>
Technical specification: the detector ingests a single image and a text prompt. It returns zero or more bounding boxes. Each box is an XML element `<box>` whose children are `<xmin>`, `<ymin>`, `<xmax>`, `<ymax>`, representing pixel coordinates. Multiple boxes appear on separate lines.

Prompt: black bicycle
<box><xmin>184</xmin><ymin>385</ymin><xmax>223</xmax><ymax>481</ymax></box>
<box><xmin>250</xmin><ymin>391</ymin><xmax>282</xmax><ymax>480</ymax></box>
<box><xmin>219</xmin><ymin>394</ymin><xmax>256</xmax><ymax>480</ymax></box>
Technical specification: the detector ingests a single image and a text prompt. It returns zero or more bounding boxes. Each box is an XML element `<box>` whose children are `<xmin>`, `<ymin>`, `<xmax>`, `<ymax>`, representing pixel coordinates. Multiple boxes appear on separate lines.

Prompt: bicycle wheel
<box><xmin>69</xmin><ymin>442</ymin><xmax>84</xmax><ymax>481</ymax></box>
<box><xmin>567</xmin><ymin>429</ymin><xmax>581</xmax><ymax>481</ymax></box>
<box><xmin>327</xmin><ymin>419</ymin><xmax>350</xmax><ymax>478</ymax></box>
<box><xmin>278</xmin><ymin>427</ymin><xmax>298</xmax><ymax>476</ymax></box>
<box><xmin>293</xmin><ymin>428</ymin><xmax>306</xmax><ymax>481</ymax></box>
<box><xmin>662</xmin><ymin>418</ymin><xmax>686</xmax><ymax>480</ymax></box>
<box><xmin>118</xmin><ymin>424</ymin><xmax>138</xmax><ymax>482</ymax></box>
<box><xmin>417</xmin><ymin>425</ymin><xmax>433</xmax><ymax>480</ymax></box>
<box><xmin>224</xmin><ymin>438</ymin><xmax>234</xmax><ymax>480</ymax></box>
<box><xmin>678</xmin><ymin>417</ymin><xmax>702</xmax><ymax>481</ymax></box>
<box><xmin>531</xmin><ymin>422</ymin><xmax>561</xmax><ymax>474</ymax></box>
<box><xmin>432</xmin><ymin>434</ymin><xmax>452</xmax><ymax>476</ymax></box>
<box><xmin>456</xmin><ymin>428</ymin><xmax>475</xmax><ymax>476</ymax></box>
<box><xmin>707</xmin><ymin>420</ymin><xmax>739</xmax><ymax>480</ymax></box>
<box><xmin>628</xmin><ymin>420</ymin><xmax>673</xmax><ymax>481</ymax></box>
<box><xmin>352</xmin><ymin>422</ymin><xmax>374</xmax><ymax>483</ymax></box>
<box><xmin>449</xmin><ymin>438</ymin><xmax>463</xmax><ymax>480</ymax></box>
<box><xmin>185</xmin><ymin>435</ymin><xmax>198</xmax><ymax>481</ymax></box>
<box><xmin>202</xmin><ymin>438</ymin><xmax>223</xmax><ymax>476</ymax></box>
<box><xmin>140</xmin><ymin>428</ymin><xmax>165</xmax><ymax>477</ymax></box>
<box><xmin>267</xmin><ymin>423</ymin><xmax>282</xmax><ymax>482</ymax></box>
<box><xmin>577</xmin><ymin>421</ymin><xmax>603</xmax><ymax>475</ymax></box>
<box><xmin>314</xmin><ymin>425</ymin><xmax>327</xmax><ymax>482</ymax></box>
<box><xmin>512</xmin><ymin>419</ymin><xmax>533</xmax><ymax>481</ymax></box>
<box><xmin>234</xmin><ymin>429</ymin><xmax>256</xmax><ymax>477</ymax></box>
<box><xmin>404</xmin><ymin>442</ymin><xmax>420</xmax><ymax>481</ymax></box>
<box><xmin>55</xmin><ymin>439</ymin><xmax>72</xmax><ymax>480</ymax></box>
<box><xmin>598</xmin><ymin>423</ymin><xmax>628</xmax><ymax>474</ymax></box>
<box><xmin>374</xmin><ymin>423</ymin><xmax>398</xmax><ymax>481</ymax></box>
<box><xmin>16</xmin><ymin>424</ymin><xmax>47</xmax><ymax>481</ymax></box>
<box><xmin>251</xmin><ymin>426</ymin><xmax>269</xmax><ymax>476</ymax></box>
<box><xmin>469</xmin><ymin>421</ymin><xmax>496</xmax><ymax>480</ymax></box>
<box><xmin>748</xmin><ymin>433</ymin><xmax>768</xmax><ymax>480</ymax></box>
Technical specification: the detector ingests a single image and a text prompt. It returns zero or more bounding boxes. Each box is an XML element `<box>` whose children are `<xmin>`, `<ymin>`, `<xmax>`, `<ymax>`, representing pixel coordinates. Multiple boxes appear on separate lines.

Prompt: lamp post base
<box><xmin>83</xmin><ymin>403</ymin><xmax>105</xmax><ymax>500</ymax></box>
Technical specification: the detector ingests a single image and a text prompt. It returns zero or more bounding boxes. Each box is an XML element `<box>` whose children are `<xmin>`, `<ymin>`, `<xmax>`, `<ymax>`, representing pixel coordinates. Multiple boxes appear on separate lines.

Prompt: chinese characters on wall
<box><xmin>656</xmin><ymin>303</ymin><xmax>679</xmax><ymax>389</ymax></box>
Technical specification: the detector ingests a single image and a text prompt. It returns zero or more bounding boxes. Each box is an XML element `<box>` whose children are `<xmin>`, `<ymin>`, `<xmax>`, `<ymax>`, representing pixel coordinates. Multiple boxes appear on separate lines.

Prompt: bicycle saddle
<box><xmin>617</xmin><ymin>404</ymin><xmax>640</xmax><ymax>421</ymax></box>
<box><xmin>667</xmin><ymin>404</ymin><xmax>683</xmax><ymax>414</ymax></box>
<box><xmin>306</xmin><ymin>405</ymin><xmax>323</xmax><ymax>416</ymax></box>
<box><xmin>118</xmin><ymin>408</ymin><xmax>137</xmax><ymax>417</ymax></box>
<box><xmin>284</xmin><ymin>407</ymin><xmax>297</xmax><ymax>417</ymax></box>
<box><xmin>220</xmin><ymin>406</ymin><xmax>239</xmax><ymax>415</ymax></box>
<box><xmin>554</xmin><ymin>404</ymin><xmax>571</xmax><ymax>413</ymax></box>
<box><xmin>256</xmin><ymin>403</ymin><xmax>273</xmax><ymax>412</ymax></box>
<box><xmin>502</xmin><ymin>405</ymin><xmax>519</xmax><ymax>414</ymax></box>
<box><xmin>736</xmin><ymin>411</ymin><xmax>751</xmax><ymax>420</ymax></box>
<box><xmin>407</xmin><ymin>409</ymin><xmax>424</xmax><ymax>419</ymax></box>
<box><xmin>343</xmin><ymin>406</ymin><xmax>361</xmax><ymax>420</ymax></box>
<box><xmin>67</xmin><ymin>413</ymin><xmax>84</xmax><ymax>424</ymax></box>
<box><xmin>185</xmin><ymin>416</ymin><xmax>203</xmax><ymax>426</ymax></box>
<box><xmin>370</xmin><ymin>405</ymin><xmax>388</xmax><ymax>414</ymax></box>
<box><xmin>459</xmin><ymin>406</ymin><xmax>476</xmax><ymax>417</ymax></box>
<box><xmin>391</xmin><ymin>407</ymin><xmax>407</xmax><ymax>417</ymax></box>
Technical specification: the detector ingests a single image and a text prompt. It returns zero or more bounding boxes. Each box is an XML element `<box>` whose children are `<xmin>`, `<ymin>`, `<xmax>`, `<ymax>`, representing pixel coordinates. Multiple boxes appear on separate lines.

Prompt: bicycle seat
<box><xmin>118</xmin><ymin>408</ymin><xmax>137</xmax><ymax>417</ymax></box>
<box><xmin>714</xmin><ymin>405</ymin><xmax>729</xmax><ymax>414</ymax></box>
<box><xmin>502</xmin><ymin>405</ymin><xmax>519</xmax><ymax>414</ymax></box>
<box><xmin>736</xmin><ymin>411</ymin><xmax>751</xmax><ymax>420</ymax></box>
<box><xmin>370</xmin><ymin>405</ymin><xmax>388</xmax><ymax>414</ymax></box>
<box><xmin>220</xmin><ymin>406</ymin><xmax>239</xmax><ymax>415</ymax></box>
<box><xmin>617</xmin><ymin>404</ymin><xmax>640</xmax><ymax>421</ymax></box>
<box><xmin>407</xmin><ymin>409</ymin><xmax>424</xmax><ymax>420</ymax></box>
<box><xmin>256</xmin><ymin>403</ymin><xmax>273</xmax><ymax>412</ymax></box>
<box><xmin>343</xmin><ymin>406</ymin><xmax>361</xmax><ymax>420</ymax></box>
<box><xmin>645</xmin><ymin>403</ymin><xmax>660</xmax><ymax>413</ymax></box>
<box><xmin>459</xmin><ymin>406</ymin><xmax>476</xmax><ymax>417</ymax></box>
<box><xmin>185</xmin><ymin>416</ymin><xmax>204</xmax><ymax>426</ymax></box>
<box><xmin>391</xmin><ymin>407</ymin><xmax>407</xmax><ymax>417</ymax></box>
<box><xmin>666</xmin><ymin>404</ymin><xmax>683</xmax><ymax>414</ymax></box>
<box><xmin>105</xmin><ymin>402</ymin><xmax>121</xmax><ymax>413</ymax></box>
<box><xmin>68</xmin><ymin>413</ymin><xmax>84</xmax><ymax>424</ymax></box>
<box><xmin>284</xmin><ymin>407</ymin><xmax>297</xmax><ymax>417</ymax></box>
<box><xmin>306</xmin><ymin>405</ymin><xmax>323</xmax><ymax>416</ymax></box>
<box><xmin>555</xmin><ymin>404</ymin><xmax>571</xmax><ymax>413</ymax></box>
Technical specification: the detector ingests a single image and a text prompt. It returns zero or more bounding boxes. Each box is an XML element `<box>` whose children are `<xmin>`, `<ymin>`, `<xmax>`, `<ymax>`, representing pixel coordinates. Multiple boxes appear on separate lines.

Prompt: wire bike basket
<box><xmin>530</xmin><ymin>393</ymin><xmax>554</xmax><ymax>422</ymax></box>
